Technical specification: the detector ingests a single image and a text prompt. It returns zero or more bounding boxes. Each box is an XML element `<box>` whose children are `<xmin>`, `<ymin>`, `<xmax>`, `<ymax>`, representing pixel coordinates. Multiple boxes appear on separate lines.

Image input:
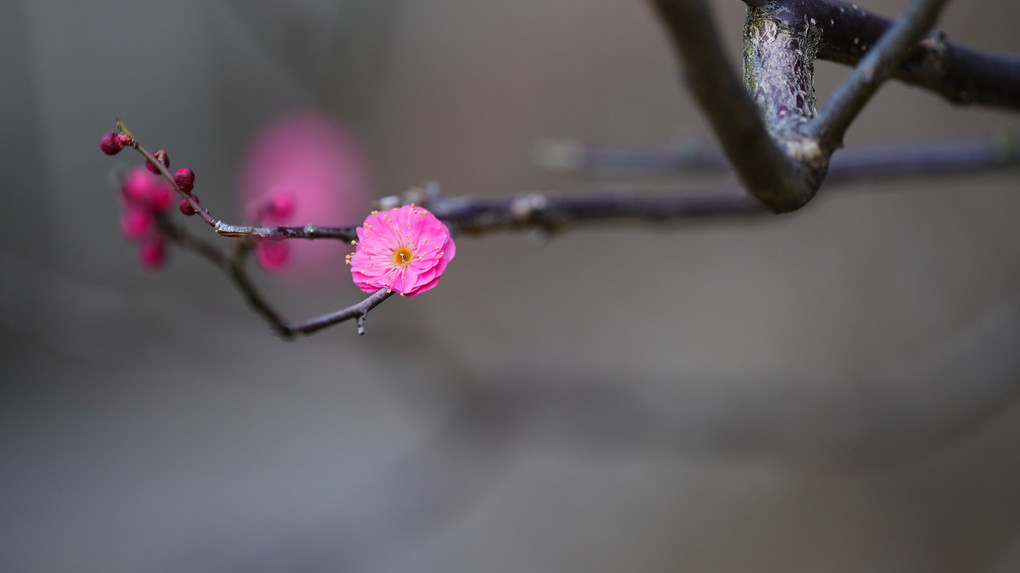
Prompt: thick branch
<box><xmin>649</xmin><ymin>0</ymin><xmax>817</xmax><ymax>212</ymax></box>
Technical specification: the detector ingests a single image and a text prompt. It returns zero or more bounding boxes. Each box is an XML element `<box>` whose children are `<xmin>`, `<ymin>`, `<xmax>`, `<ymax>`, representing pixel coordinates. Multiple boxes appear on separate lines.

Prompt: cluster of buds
<box><xmin>119</xmin><ymin>166</ymin><xmax>175</xmax><ymax>269</ymax></box>
<box><xmin>101</xmin><ymin>129</ymin><xmax>202</xmax><ymax>270</ymax></box>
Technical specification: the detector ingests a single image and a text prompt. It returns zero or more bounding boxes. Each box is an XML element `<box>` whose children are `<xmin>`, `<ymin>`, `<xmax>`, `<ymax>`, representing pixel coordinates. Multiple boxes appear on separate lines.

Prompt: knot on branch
<box><xmin>511</xmin><ymin>193</ymin><xmax>549</xmax><ymax>220</ymax></box>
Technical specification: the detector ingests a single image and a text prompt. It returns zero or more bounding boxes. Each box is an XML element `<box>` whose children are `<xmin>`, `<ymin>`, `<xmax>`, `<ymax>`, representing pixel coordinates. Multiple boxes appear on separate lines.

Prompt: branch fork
<box><xmin>648</xmin><ymin>0</ymin><xmax>1013</xmax><ymax>212</ymax></box>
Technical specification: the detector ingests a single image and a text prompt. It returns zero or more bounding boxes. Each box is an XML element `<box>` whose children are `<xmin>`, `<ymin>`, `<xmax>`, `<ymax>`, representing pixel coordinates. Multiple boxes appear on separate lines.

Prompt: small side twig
<box><xmin>809</xmin><ymin>0</ymin><xmax>951</xmax><ymax>152</ymax></box>
<box><xmin>775</xmin><ymin>0</ymin><xmax>1020</xmax><ymax>109</ymax></box>
<box><xmin>285</xmin><ymin>288</ymin><xmax>394</xmax><ymax>337</ymax></box>
<box><xmin>154</xmin><ymin>214</ymin><xmax>389</xmax><ymax>338</ymax></box>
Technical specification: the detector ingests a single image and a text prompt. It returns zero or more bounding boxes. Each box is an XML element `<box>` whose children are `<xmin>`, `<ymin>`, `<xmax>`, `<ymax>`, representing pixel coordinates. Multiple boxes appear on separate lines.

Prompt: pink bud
<box><xmin>148</xmin><ymin>181</ymin><xmax>174</xmax><ymax>214</ymax></box>
<box><xmin>100</xmin><ymin>132</ymin><xmax>123</xmax><ymax>155</ymax></box>
<box><xmin>179</xmin><ymin>197</ymin><xmax>197</xmax><ymax>216</ymax></box>
<box><xmin>255</xmin><ymin>240</ymin><xmax>290</xmax><ymax>271</ymax></box>
<box><xmin>174</xmin><ymin>168</ymin><xmax>195</xmax><ymax>193</ymax></box>
<box><xmin>138</xmin><ymin>240</ymin><xmax>167</xmax><ymax>270</ymax></box>
<box><xmin>121</xmin><ymin>208</ymin><xmax>154</xmax><ymax>240</ymax></box>
<box><xmin>122</xmin><ymin>167</ymin><xmax>156</xmax><ymax>205</ymax></box>
<box><xmin>146</xmin><ymin>149</ymin><xmax>170</xmax><ymax>174</ymax></box>
<box><xmin>264</xmin><ymin>188</ymin><xmax>295</xmax><ymax>223</ymax></box>
<box><xmin>116</xmin><ymin>133</ymin><xmax>134</xmax><ymax>147</ymax></box>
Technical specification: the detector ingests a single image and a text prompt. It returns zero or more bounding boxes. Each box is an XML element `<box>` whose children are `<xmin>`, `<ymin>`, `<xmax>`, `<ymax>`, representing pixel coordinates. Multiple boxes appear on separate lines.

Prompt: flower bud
<box><xmin>146</xmin><ymin>149</ymin><xmax>170</xmax><ymax>174</ymax></box>
<box><xmin>174</xmin><ymin>168</ymin><xmax>195</xmax><ymax>193</ymax></box>
<box><xmin>255</xmin><ymin>240</ymin><xmax>290</xmax><ymax>271</ymax></box>
<box><xmin>100</xmin><ymin>132</ymin><xmax>123</xmax><ymax>155</ymax></box>
<box><xmin>179</xmin><ymin>197</ymin><xmax>197</xmax><ymax>216</ymax></box>
<box><xmin>122</xmin><ymin>167</ymin><xmax>156</xmax><ymax>205</ymax></box>
<box><xmin>264</xmin><ymin>189</ymin><xmax>295</xmax><ymax>223</ymax></box>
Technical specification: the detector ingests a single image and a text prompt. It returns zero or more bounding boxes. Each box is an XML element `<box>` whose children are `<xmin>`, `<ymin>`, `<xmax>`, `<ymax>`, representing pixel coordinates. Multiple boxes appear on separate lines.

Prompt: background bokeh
<box><xmin>2</xmin><ymin>1</ymin><xmax>1019</xmax><ymax>571</ymax></box>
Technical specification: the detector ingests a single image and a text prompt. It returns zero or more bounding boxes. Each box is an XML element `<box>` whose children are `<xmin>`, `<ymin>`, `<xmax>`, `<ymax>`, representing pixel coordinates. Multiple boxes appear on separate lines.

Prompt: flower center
<box><xmin>392</xmin><ymin>245</ymin><xmax>414</xmax><ymax>266</ymax></box>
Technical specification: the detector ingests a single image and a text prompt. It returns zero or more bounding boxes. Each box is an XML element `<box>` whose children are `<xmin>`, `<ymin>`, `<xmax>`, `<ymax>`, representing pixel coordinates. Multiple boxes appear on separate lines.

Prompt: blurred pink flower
<box><xmin>122</xmin><ymin>166</ymin><xmax>173</xmax><ymax>213</ymax></box>
<box><xmin>118</xmin><ymin>166</ymin><xmax>174</xmax><ymax>271</ymax></box>
<box><xmin>138</xmin><ymin>239</ymin><xmax>167</xmax><ymax>270</ymax></box>
<box><xmin>254</xmin><ymin>240</ymin><xmax>290</xmax><ymax>271</ymax></box>
<box><xmin>347</xmin><ymin>205</ymin><xmax>456</xmax><ymax>296</ymax></box>
<box><xmin>239</xmin><ymin>110</ymin><xmax>372</xmax><ymax>284</ymax></box>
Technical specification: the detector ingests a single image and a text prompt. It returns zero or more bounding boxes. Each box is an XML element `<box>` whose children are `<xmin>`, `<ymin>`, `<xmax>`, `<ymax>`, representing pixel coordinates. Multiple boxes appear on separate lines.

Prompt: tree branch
<box><xmin>649</xmin><ymin>0</ymin><xmax>818</xmax><ymax>212</ymax></box>
<box><xmin>155</xmin><ymin>215</ymin><xmax>391</xmax><ymax>338</ymax></box>
<box><xmin>771</xmin><ymin>0</ymin><xmax>1020</xmax><ymax>109</ymax></box>
<box><xmin>808</xmin><ymin>0</ymin><xmax>951</xmax><ymax>152</ymax></box>
<box><xmin>426</xmin><ymin>186</ymin><xmax>765</xmax><ymax>235</ymax></box>
<box><xmin>531</xmin><ymin>133</ymin><xmax>1020</xmax><ymax>182</ymax></box>
<box><xmin>652</xmin><ymin>0</ymin><xmax>1006</xmax><ymax>212</ymax></box>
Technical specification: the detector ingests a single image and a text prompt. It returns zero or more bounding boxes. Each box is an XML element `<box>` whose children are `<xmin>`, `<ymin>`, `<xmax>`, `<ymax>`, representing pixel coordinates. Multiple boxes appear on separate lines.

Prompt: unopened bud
<box><xmin>174</xmin><ymin>168</ymin><xmax>195</xmax><ymax>193</ymax></box>
<box><xmin>179</xmin><ymin>197</ymin><xmax>197</xmax><ymax>216</ymax></box>
<box><xmin>146</xmin><ymin>149</ymin><xmax>170</xmax><ymax>174</ymax></box>
<box><xmin>100</xmin><ymin>132</ymin><xmax>123</xmax><ymax>155</ymax></box>
<box><xmin>264</xmin><ymin>189</ymin><xmax>296</xmax><ymax>223</ymax></box>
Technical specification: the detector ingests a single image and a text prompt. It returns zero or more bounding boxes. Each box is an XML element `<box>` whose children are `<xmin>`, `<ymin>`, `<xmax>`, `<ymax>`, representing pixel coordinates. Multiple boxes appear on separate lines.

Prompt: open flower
<box><xmin>347</xmin><ymin>205</ymin><xmax>456</xmax><ymax>296</ymax></box>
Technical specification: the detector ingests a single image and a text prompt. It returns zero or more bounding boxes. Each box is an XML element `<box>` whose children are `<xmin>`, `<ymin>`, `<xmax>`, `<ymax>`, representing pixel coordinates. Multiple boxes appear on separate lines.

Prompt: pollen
<box><xmin>392</xmin><ymin>245</ymin><xmax>414</xmax><ymax>266</ymax></box>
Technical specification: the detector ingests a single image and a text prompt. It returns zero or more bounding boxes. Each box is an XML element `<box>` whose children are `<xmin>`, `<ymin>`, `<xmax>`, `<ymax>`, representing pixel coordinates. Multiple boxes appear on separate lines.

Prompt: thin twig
<box><xmin>809</xmin><ymin>0</ymin><xmax>951</xmax><ymax>152</ymax></box>
<box><xmin>532</xmin><ymin>137</ymin><xmax>731</xmax><ymax>174</ymax></box>
<box><xmin>428</xmin><ymin>186</ymin><xmax>765</xmax><ymax>235</ymax></box>
<box><xmin>154</xmin><ymin>215</ymin><xmax>390</xmax><ymax>338</ymax></box>
<box><xmin>284</xmin><ymin>288</ymin><xmax>394</xmax><ymax>337</ymax></box>
<box><xmin>762</xmin><ymin>0</ymin><xmax>1020</xmax><ymax>109</ymax></box>
<box><xmin>531</xmin><ymin>133</ymin><xmax>1020</xmax><ymax>182</ymax></box>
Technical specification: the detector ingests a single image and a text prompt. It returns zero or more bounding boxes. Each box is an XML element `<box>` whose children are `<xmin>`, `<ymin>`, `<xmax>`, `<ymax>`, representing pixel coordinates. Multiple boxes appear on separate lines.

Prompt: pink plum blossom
<box><xmin>239</xmin><ymin>110</ymin><xmax>371</xmax><ymax>283</ymax></box>
<box><xmin>118</xmin><ymin>167</ymin><xmax>175</xmax><ymax>270</ymax></box>
<box><xmin>122</xmin><ymin>166</ymin><xmax>173</xmax><ymax>212</ymax></box>
<box><xmin>347</xmin><ymin>205</ymin><xmax>455</xmax><ymax>296</ymax></box>
<box><xmin>121</xmin><ymin>207</ymin><xmax>154</xmax><ymax>240</ymax></box>
<box><xmin>138</xmin><ymin>239</ymin><xmax>167</xmax><ymax>270</ymax></box>
<box><xmin>255</xmin><ymin>240</ymin><xmax>291</xmax><ymax>271</ymax></box>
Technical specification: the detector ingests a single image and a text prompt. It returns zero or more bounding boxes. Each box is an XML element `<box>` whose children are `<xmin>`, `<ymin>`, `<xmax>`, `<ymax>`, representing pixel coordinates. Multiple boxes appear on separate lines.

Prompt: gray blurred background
<box><xmin>2</xmin><ymin>1</ymin><xmax>1019</xmax><ymax>571</ymax></box>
